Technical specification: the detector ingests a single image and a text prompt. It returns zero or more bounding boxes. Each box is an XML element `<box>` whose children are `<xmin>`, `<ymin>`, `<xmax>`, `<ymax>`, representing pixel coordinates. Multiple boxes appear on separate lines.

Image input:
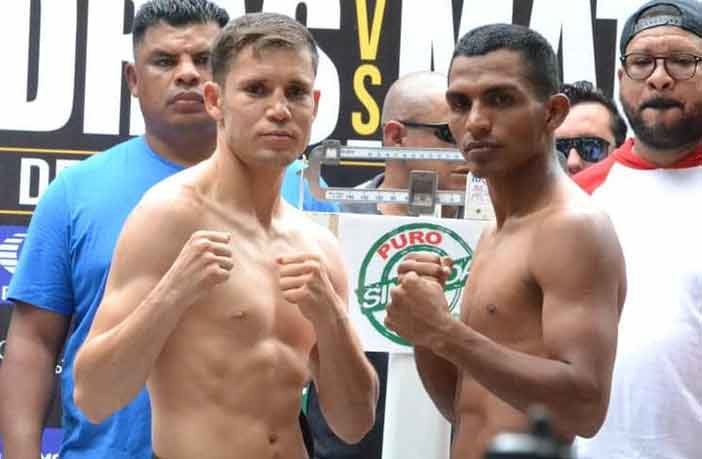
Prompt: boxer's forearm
<box><xmin>414</xmin><ymin>345</ymin><xmax>458</xmax><ymax>423</ymax></box>
<box><xmin>313</xmin><ymin>310</ymin><xmax>379</xmax><ymax>444</ymax></box>
<box><xmin>432</xmin><ymin>320</ymin><xmax>607</xmax><ymax>438</ymax></box>
<box><xmin>73</xmin><ymin>286</ymin><xmax>186</xmax><ymax>423</ymax></box>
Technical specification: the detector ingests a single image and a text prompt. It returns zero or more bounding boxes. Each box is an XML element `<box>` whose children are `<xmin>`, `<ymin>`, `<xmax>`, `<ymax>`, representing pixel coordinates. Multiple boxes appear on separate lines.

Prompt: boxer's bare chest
<box><xmin>185</xmin><ymin>212</ymin><xmax>319</xmax><ymax>351</ymax></box>
<box><xmin>461</xmin><ymin>226</ymin><xmax>543</xmax><ymax>346</ymax></box>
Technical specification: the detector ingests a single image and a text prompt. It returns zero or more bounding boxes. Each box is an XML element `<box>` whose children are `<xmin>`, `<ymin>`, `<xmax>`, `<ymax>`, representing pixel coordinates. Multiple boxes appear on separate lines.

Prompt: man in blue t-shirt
<box><xmin>0</xmin><ymin>2</ymin><xmax>334</xmax><ymax>459</ymax></box>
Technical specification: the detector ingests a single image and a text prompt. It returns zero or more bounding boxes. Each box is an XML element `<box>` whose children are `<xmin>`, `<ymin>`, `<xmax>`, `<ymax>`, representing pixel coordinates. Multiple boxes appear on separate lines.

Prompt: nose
<box><xmin>267</xmin><ymin>90</ymin><xmax>292</xmax><ymax>123</ymax></box>
<box><xmin>646</xmin><ymin>58</ymin><xmax>674</xmax><ymax>91</ymax></box>
<box><xmin>175</xmin><ymin>57</ymin><xmax>201</xmax><ymax>87</ymax></box>
<box><xmin>465</xmin><ymin>103</ymin><xmax>491</xmax><ymax>139</ymax></box>
<box><xmin>567</xmin><ymin>148</ymin><xmax>584</xmax><ymax>175</ymax></box>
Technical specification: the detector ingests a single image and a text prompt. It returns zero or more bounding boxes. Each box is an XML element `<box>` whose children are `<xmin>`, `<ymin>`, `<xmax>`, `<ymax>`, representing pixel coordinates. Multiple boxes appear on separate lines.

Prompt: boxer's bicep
<box><xmin>535</xmin><ymin>213</ymin><xmax>622</xmax><ymax>386</ymax></box>
<box><xmin>87</xmin><ymin>202</ymin><xmax>180</xmax><ymax>342</ymax></box>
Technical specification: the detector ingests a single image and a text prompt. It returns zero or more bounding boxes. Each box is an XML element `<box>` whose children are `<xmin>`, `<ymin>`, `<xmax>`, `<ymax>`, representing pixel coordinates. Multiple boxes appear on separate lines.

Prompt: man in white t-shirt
<box><xmin>574</xmin><ymin>1</ymin><xmax>702</xmax><ymax>458</ymax></box>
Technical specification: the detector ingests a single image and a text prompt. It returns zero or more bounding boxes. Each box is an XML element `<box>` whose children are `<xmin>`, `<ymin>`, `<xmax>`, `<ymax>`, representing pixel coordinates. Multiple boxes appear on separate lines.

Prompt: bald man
<box><xmin>307</xmin><ymin>71</ymin><xmax>465</xmax><ymax>459</ymax></box>
<box><xmin>342</xmin><ymin>71</ymin><xmax>466</xmax><ymax>218</ymax></box>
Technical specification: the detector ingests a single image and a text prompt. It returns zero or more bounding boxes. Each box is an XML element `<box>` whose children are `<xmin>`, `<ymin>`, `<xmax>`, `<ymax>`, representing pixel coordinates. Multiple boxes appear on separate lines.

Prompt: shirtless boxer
<box><xmin>384</xmin><ymin>24</ymin><xmax>626</xmax><ymax>459</ymax></box>
<box><xmin>73</xmin><ymin>12</ymin><xmax>378</xmax><ymax>459</ymax></box>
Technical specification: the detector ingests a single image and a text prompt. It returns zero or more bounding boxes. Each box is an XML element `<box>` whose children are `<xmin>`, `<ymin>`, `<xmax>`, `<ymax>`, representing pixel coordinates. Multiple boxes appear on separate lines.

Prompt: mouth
<box><xmin>170</xmin><ymin>92</ymin><xmax>204</xmax><ymax>105</ymax></box>
<box><xmin>463</xmin><ymin>141</ymin><xmax>499</xmax><ymax>158</ymax></box>
<box><xmin>640</xmin><ymin>98</ymin><xmax>683</xmax><ymax>111</ymax></box>
<box><xmin>259</xmin><ymin>131</ymin><xmax>297</xmax><ymax>148</ymax></box>
<box><xmin>261</xmin><ymin>130</ymin><xmax>294</xmax><ymax>139</ymax></box>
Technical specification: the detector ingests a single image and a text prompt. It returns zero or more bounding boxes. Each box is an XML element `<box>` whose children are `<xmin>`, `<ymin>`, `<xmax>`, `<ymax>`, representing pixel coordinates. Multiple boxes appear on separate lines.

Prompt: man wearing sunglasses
<box><xmin>306</xmin><ymin>71</ymin><xmax>465</xmax><ymax>459</ymax></box>
<box><xmin>337</xmin><ymin>71</ymin><xmax>464</xmax><ymax>219</ymax></box>
<box><xmin>555</xmin><ymin>80</ymin><xmax>627</xmax><ymax>175</ymax></box>
<box><xmin>574</xmin><ymin>1</ymin><xmax>702</xmax><ymax>459</ymax></box>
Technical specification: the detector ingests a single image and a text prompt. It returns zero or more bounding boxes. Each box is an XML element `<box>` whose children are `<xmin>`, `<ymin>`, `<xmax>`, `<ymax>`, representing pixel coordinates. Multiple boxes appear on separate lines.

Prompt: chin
<box><xmin>258</xmin><ymin>149</ymin><xmax>299</xmax><ymax>167</ymax></box>
<box><xmin>172</xmin><ymin>114</ymin><xmax>215</xmax><ymax>130</ymax></box>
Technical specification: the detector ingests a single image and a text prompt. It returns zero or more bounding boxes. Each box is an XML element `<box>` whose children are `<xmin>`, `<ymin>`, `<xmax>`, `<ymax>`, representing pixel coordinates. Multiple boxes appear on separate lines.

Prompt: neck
<box><xmin>145</xmin><ymin>125</ymin><xmax>216</xmax><ymax>168</ymax></box>
<box><xmin>486</xmin><ymin>154</ymin><xmax>562</xmax><ymax>228</ymax></box>
<box><xmin>206</xmin><ymin>142</ymin><xmax>286</xmax><ymax>229</ymax></box>
<box><xmin>632</xmin><ymin>138</ymin><xmax>698</xmax><ymax>167</ymax></box>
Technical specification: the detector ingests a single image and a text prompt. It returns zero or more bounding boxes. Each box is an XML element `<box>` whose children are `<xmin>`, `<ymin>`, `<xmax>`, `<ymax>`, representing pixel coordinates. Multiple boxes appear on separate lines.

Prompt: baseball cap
<box><xmin>620</xmin><ymin>0</ymin><xmax>702</xmax><ymax>54</ymax></box>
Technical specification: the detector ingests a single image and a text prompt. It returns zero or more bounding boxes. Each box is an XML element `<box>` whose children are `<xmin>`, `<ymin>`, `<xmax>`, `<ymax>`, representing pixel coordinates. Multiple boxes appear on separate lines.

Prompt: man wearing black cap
<box><xmin>574</xmin><ymin>1</ymin><xmax>702</xmax><ymax>458</ymax></box>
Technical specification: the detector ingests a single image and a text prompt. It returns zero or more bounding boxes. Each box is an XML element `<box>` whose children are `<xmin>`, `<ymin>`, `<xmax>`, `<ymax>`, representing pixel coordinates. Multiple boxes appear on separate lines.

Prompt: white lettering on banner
<box><xmin>0</xmin><ymin>339</ymin><xmax>5</xmax><ymax>360</ymax></box>
<box><xmin>84</xmin><ymin>1</ymin><xmax>133</xmax><ymax>135</ymax></box>
<box><xmin>399</xmin><ymin>0</ymin><xmax>454</xmax><ymax>76</ymax></box>
<box><xmin>41</xmin><ymin>454</ymin><xmax>59</xmax><ymax>459</ymax></box>
<box><xmin>1</xmin><ymin>1</ymin><xmax>76</xmax><ymax>131</ymax></box>
<box><xmin>18</xmin><ymin>158</ymin><xmax>80</xmax><ymax>206</ymax></box>
<box><xmin>19</xmin><ymin>158</ymin><xmax>49</xmax><ymax>206</ymax></box>
<box><xmin>458</xmin><ymin>0</ymin><xmax>513</xmax><ymax>37</ymax></box>
<box><xmin>262</xmin><ymin>0</ymin><xmax>341</xmax><ymax>144</ymax></box>
<box><xmin>530</xmin><ymin>0</ymin><xmax>596</xmax><ymax>85</ymax></box>
<box><xmin>2</xmin><ymin>286</ymin><xmax>8</xmax><ymax>301</ymax></box>
<box><xmin>128</xmin><ymin>1</ymin><xmax>153</xmax><ymax>135</ymax></box>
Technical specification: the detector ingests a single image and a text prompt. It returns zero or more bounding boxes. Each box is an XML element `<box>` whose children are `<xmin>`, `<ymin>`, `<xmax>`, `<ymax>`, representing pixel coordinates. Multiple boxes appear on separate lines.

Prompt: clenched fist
<box><xmin>397</xmin><ymin>253</ymin><xmax>453</xmax><ymax>286</ymax></box>
<box><xmin>278</xmin><ymin>253</ymin><xmax>342</xmax><ymax>325</ymax></box>
<box><xmin>161</xmin><ymin>230</ymin><xmax>234</xmax><ymax>308</ymax></box>
<box><xmin>385</xmin><ymin>253</ymin><xmax>454</xmax><ymax>347</ymax></box>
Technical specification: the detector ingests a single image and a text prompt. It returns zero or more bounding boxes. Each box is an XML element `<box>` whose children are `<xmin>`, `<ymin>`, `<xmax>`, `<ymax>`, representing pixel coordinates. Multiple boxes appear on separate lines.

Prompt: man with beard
<box><xmin>573</xmin><ymin>1</ymin><xmax>702</xmax><ymax>458</ymax></box>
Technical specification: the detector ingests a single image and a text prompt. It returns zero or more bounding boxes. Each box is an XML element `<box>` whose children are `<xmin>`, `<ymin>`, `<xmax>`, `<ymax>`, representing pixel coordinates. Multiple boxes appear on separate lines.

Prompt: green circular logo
<box><xmin>355</xmin><ymin>223</ymin><xmax>473</xmax><ymax>346</ymax></box>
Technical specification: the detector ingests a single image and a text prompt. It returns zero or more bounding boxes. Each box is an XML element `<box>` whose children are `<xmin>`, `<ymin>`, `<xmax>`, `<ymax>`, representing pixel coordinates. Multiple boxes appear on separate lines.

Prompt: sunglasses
<box><xmin>555</xmin><ymin>136</ymin><xmax>610</xmax><ymax>163</ymax></box>
<box><xmin>400</xmin><ymin>121</ymin><xmax>456</xmax><ymax>144</ymax></box>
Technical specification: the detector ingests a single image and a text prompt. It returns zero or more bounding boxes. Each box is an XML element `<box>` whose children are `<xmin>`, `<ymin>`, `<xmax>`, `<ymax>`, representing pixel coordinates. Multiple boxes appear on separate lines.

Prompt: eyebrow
<box><xmin>483</xmin><ymin>84</ymin><xmax>519</xmax><ymax>94</ymax></box>
<box><xmin>627</xmin><ymin>44</ymin><xmax>702</xmax><ymax>54</ymax></box>
<box><xmin>147</xmin><ymin>46</ymin><xmax>211</xmax><ymax>57</ymax></box>
<box><xmin>237</xmin><ymin>76</ymin><xmax>313</xmax><ymax>87</ymax></box>
<box><xmin>447</xmin><ymin>83</ymin><xmax>519</xmax><ymax>98</ymax></box>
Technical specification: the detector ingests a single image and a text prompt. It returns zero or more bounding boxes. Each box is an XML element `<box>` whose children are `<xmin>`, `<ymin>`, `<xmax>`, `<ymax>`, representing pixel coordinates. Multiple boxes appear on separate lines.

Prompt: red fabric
<box><xmin>573</xmin><ymin>139</ymin><xmax>702</xmax><ymax>195</ymax></box>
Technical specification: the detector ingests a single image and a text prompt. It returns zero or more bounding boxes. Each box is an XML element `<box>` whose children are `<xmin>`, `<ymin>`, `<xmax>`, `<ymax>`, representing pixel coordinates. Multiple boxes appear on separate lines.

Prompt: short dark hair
<box><xmin>451</xmin><ymin>23</ymin><xmax>561</xmax><ymax>101</ymax></box>
<box><xmin>210</xmin><ymin>12</ymin><xmax>319</xmax><ymax>86</ymax></box>
<box><xmin>561</xmin><ymin>80</ymin><xmax>628</xmax><ymax>147</ymax></box>
<box><xmin>132</xmin><ymin>0</ymin><xmax>229</xmax><ymax>50</ymax></box>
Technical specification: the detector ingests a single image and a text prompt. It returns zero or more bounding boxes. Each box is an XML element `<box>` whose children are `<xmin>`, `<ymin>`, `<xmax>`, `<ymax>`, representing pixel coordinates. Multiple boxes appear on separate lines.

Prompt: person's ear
<box><xmin>204</xmin><ymin>81</ymin><xmax>223</xmax><ymax>122</ymax></box>
<box><xmin>125</xmin><ymin>63</ymin><xmax>138</xmax><ymax>97</ymax></box>
<box><xmin>617</xmin><ymin>67</ymin><xmax>624</xmax><ymax>83</ymax></box>
<box><xmin>383</xmin><ymin>120</ymin><xmax>406</xmax><ymax>147</ymax></box>
<box><xmin>545</xmin><ymin>93</ymin><xmax>570</xmax><ymax>132</ymax></box>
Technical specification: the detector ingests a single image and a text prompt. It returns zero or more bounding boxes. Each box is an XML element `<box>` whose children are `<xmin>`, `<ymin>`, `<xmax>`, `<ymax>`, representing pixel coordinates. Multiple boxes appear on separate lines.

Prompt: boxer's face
<box><xmin>127</xmin><ymin>21</ymin><xmax>221</xmax><ymax>135</ymax></box>
<box><xmin>206</xmin><ymin>45</ymin><xmax>319</xmax><ymax>168</ymax></box>
<box><xmin>446</xmin><ymin>49</ymin><xmax>560</xmax><ymax>178</ymax></box>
